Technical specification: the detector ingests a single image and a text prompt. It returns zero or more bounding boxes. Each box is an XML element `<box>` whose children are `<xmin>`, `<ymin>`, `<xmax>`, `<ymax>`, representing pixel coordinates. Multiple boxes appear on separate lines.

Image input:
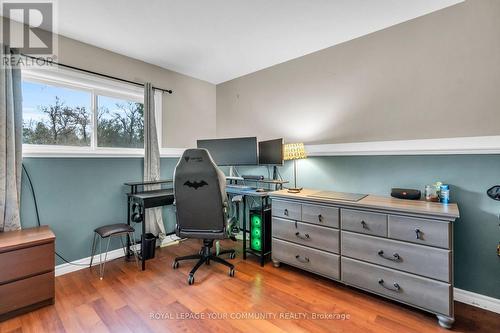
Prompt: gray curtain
<box><xmin>144</xmin><ymin>83</ymin><xmax>165</xmax><ymax>237</ymax></box>
<box><xmin>0</xmin><ymin>45</ymin><xmax>22</xmax><ymax>232</ymax></box>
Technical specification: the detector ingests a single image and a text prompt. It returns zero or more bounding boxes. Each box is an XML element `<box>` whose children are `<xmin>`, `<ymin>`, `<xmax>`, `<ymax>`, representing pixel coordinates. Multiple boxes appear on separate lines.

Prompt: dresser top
<box><xmin>0</xmin><ymin>226</ymin><xmax>55</xmax><ymax>253</ymax></box>
<box><xmin>270</xmin><ymin>189</ymin><xmax>460</xmax><ymax>220</ymax></box>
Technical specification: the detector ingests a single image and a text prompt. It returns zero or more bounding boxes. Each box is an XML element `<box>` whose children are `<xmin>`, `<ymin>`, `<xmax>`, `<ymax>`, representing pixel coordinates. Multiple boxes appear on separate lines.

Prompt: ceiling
<box><xmin>56</xmin><ymin>0</ymin><xmax>463</xmax><ymax>84</ymax></box>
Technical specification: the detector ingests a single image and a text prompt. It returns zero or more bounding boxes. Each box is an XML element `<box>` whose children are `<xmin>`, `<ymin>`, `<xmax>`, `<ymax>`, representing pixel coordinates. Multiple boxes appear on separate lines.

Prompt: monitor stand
<box><xmin>272</xmin><ymin>166</ymin><xmax>279</xmax><ymax>180</ymax></box>
<box><xmin>227</xmin><ymin>166</ymin><xmax>243</xmax><ymax>181</ymax></box>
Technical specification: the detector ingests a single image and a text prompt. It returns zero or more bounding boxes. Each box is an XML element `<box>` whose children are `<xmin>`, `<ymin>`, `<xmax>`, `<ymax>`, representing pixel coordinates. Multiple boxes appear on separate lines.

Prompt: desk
<box><xmin>125</xmin><ymin>180</ymin><xmax>174</xmax><ymax>271</ymax></box>
<box><xmin>226</xmin><ymin>187</ymin><xmax>271</xmax><ymax>266</ymax></box>
<box><xmin>227</xmin><ymin>178</ymin><xmax>288</xmax><ymax>191</ymax></box>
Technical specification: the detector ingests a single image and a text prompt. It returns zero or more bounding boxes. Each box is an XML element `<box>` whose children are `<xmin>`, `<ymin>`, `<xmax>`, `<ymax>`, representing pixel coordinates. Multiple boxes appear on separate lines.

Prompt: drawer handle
<box><xmin>284</xmin><ymin>209</ymin><xmax>289</xmax><ymax>216</ymax></box>
<box><xmin>295</xmin><ymin>255</ymin><xmax>310</xmax><ymax>263</ymax></box>
<box><xmin>415</xmin><ymin>228</ymin><xmax>422</xmax><ymax>240</ymax></box>
<box><xmin>295</xmin><ymin>232</ymin><xmax>310</xmax><ymax>240</ymax></box>
<box><xmin>377</xmin><ymin>250</ymin><xmax>401</xmax><ymax>262</ymax></box>
<box><xmin>318</xmin><ymin>214</ymin><xmax>323</xmax><ymax>222</ymax></box>
<box><xmin>360</xmin><ymin>220</ymin><xmax>368</xmax><ymax>229</ymax></box>
<box><xmin>378</xmin><ymin>279</ymin><xmax>401</xmax><ymax>292</ymax></box>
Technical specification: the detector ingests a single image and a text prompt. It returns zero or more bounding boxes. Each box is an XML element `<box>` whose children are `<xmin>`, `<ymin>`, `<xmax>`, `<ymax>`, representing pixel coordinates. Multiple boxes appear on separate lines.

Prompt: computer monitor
<box><xmin>197</xmin><ymin>137</ymin><xmax>258</xmax><ymax>166</ymax></box>
<box><xmin>258</xmin><ymin>138</ymin><xmax>283</xmax><ymax>165</ymax></box>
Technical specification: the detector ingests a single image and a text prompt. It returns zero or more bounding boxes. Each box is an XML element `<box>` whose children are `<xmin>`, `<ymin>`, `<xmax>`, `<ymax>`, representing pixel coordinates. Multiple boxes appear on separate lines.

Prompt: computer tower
<box><xmin>249</xmin><ymin>207</ymin><xmax>272</xmax><ymax>253</ymax></box>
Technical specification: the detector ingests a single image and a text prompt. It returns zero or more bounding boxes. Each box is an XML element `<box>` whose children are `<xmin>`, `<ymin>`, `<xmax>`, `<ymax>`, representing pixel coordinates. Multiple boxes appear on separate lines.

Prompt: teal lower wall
<box><xmin>234</xmin><ymin>155</ymin><xmax>500</xmax><ymax>300</ymax></box>
<box><xmin>21</xmin><ymin>154</ymin><xmax>500</xmax><ymax>299</ymax></box>
<box><xmin>20</xmin><ymin>157</ymin><xmax>179</xmax><ymax>265</ymax></box>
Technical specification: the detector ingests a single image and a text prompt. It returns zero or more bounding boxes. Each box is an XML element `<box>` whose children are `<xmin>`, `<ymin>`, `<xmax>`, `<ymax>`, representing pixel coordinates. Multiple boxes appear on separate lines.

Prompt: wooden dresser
<box><xmin>269</xmin><ymin>189</ymin><xmax>459</xmax><ymax>329</ymax></box>
<box><xmin>0</xmin><ymin>226</ymin><xmax>55</xmax><ymax>321</ymax></box>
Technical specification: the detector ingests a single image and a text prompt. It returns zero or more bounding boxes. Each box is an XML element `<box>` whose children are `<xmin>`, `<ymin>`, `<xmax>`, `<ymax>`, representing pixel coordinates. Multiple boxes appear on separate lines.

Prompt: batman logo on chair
<box><xmin>184</xmin><ymin>180</ymin><xmax>208</xmax><ymax>190</ymax></box>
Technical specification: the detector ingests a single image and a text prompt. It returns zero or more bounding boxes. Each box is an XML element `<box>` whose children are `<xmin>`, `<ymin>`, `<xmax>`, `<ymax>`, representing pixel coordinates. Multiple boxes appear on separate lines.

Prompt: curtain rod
<box><xmin>20</xmin><ymin>54</ymin><xmax>173</xmax><ymax>94</ymax></box>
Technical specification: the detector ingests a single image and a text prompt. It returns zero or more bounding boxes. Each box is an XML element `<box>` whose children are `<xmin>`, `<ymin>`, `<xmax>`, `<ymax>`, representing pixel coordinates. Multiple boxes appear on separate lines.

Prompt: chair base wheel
<box><xmin>173</xmin><ymin>240</ymin><xmax>236</xmax><ymax>285</ymax></box>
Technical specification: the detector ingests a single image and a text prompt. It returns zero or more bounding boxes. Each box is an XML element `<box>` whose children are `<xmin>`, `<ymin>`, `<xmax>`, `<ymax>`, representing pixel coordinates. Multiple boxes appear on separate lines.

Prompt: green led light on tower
<box><xmin>250</xmin><ymin>212</ymin><xmax>263</xmax><ymax>251</ymax></box>
<box><xmin>251</xmin><ymin>227</ymin><xmax>261</xmax><ymax>238</ymax></box>
<box><xmin>251</xmin><ymin>238</ymin><xmax>262</xmax><ymax>251</ymax></box>
<box><xmin>251</xmin><ymin>215</ymin><xmax>262</xmax><ymax>228</ymax></box>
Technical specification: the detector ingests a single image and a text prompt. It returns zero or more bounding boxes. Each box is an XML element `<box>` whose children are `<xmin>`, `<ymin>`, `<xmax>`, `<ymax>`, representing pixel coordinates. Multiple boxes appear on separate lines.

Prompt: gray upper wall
<box><xmin>216</xmin><ymin>0</ymin><xmax>500</xmax><ymax>144</ymax></box>
<box><xmin>1</xmin><ymin>15</ymin><xmax>217</xmax><ymax>148</ymax></box>
<box><xmin>58</xmin><ymin>36</ymin><xmax>216</xmax><ymax>148</ymax></box>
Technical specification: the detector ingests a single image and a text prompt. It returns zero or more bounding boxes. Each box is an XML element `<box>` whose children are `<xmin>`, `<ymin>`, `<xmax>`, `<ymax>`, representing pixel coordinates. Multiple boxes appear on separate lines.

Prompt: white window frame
<box><xmin>21</xmin><ymin>66</ymin><xmax>166</xmax><ymax>158</ymax></box>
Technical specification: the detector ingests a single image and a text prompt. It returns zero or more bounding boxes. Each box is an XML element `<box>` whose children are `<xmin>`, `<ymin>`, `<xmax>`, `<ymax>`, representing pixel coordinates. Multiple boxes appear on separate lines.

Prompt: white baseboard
<box><xmin>54</xmin><ymin>237</ymin><xmax>181</xmax><ymax>276</ymax></box>
<box><xmin>454</xmin><ymin>288</ymin><xmax>500</xmax><ymax>314</ymax></box>
<box><xmin>55</xmin><ymin>244</ymin><xmax>140</xmax><ymax>277</ymax></box>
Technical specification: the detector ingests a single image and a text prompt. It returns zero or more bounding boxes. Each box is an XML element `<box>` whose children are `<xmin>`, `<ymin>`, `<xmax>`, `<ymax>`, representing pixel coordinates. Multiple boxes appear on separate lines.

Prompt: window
<box><xmin>97</xmin><ymin>95</ymin><xmax>144</xmax><ymax>148</ymax></box>
<box><xmin>21</xmin><ymin>67</ymin><xmax>151</xmax><ymax>156</ymax></box>
<box><xmin>22</xmin><ymin>81</ymin><xmax>92</xmax><ymax>146</ymax></box>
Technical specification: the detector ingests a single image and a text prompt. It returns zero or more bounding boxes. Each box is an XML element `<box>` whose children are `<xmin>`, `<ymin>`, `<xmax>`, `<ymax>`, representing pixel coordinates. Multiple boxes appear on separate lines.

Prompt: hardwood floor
<box><xmin>1</xmin><ymin>239</ymin><xmax>499</xmax><ymax>333</ymax></box>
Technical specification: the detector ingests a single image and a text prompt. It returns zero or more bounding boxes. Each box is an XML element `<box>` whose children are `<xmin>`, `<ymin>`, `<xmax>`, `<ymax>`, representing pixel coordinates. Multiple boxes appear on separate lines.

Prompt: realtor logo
<box><xmin>2</xmin><ymin>1</ymin><xmax>54</xmax><ymax>54</ymax></box>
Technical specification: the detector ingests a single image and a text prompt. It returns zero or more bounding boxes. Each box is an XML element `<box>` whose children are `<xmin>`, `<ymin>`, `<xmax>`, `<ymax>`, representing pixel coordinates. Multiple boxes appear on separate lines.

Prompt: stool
<box><xmin>89</xmin><ymin>223</ymin><xmax>139</xmax><ymax>279</ymax></box>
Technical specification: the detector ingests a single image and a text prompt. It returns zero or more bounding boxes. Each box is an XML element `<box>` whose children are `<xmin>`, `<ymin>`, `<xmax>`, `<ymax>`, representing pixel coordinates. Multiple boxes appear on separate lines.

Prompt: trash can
<box><xmin>142</xmin><ymin>233</ymin><xmax>156</xmax><ymax>260</ymax></box>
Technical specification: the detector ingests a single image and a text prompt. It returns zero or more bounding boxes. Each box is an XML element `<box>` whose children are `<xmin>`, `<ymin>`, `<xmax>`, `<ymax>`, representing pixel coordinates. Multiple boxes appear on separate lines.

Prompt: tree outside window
<box><xmin>22</xmin><ymin>80</ymin><xmax>144</xmax><ymax>149</ymax></box>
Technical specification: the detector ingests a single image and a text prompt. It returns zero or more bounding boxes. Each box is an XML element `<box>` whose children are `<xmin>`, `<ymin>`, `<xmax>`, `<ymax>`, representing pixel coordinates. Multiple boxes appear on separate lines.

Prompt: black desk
<box><xmin>129</xmin><ymin>189</ymin><xmax>175</xmax><ymax>208</ymax></box>
<box><xmin>125</xmin><ymin>180</ymin><xmax>174</xmax><ymax>271</ymax></box>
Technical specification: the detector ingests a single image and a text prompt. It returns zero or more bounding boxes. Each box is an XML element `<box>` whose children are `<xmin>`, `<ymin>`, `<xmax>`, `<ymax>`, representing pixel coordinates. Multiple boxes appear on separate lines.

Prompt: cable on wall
<box><xmin>22</xmin><ymin>163</ymin><xmax>88</xmax><ymax>267</ymax></box>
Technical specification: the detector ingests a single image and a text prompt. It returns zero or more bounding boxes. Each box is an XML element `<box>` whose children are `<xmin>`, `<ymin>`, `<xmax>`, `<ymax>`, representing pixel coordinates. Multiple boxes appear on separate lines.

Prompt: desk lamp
<box><xmin>283</xmin><ymin>143</ymin><xmax>307</xmax><ymax>193</ymax></box>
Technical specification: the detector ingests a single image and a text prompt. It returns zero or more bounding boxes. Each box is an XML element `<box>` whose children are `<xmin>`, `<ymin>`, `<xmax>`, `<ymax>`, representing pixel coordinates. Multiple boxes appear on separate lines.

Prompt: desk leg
<box><xmin>260</xmin><ymin>198</ymin><xmax>265</xmax><ymax>267</ymax></box>
<box><xmin>141</xmin><ymin>209</ymin><xmax>146</xmax><ymax>271</ymax></box>
<box><xmin>242</xmin><ymin>197</ymin><xmax>247</xmax><ymax>260</ymax></box>
<box><xmin>126</xmin><ymin>197</ymin><xmax>131</xmax><ymax>258</ymax></box>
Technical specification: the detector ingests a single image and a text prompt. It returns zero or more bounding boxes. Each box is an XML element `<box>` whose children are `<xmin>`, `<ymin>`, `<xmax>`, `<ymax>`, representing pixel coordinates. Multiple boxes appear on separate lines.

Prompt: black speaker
<box><xmin>391</xmin><ymin>188</ymin><xmax>421</xmax><ymax>200</ymax></box>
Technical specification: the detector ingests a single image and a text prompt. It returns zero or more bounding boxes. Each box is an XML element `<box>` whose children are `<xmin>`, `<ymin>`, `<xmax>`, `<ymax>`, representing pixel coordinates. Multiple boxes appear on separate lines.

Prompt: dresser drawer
<box><xmin>342</xmin><ymin>231</ymin><xmax>451</xmax><ymax>282</ymax></box>
<box><xmin>341</xmin><ymin>209</ymin><xmax>387</xmax><ymax>237</ymax></box>
<box><xmin>272</xmin><ymin>200</ymin><xmax>301</xmax><ymax>220</ymax></box>
<box><xmin>272</xmin><ymin>238</ymin><xmax>340</xmax><ymax>280</ymax></box>
<box><xmin>0</xmin><ymin>271</ymin><xmax>54</xmax><ymax>315</ymax></box>
<box><xmin>272</xmin><ymin>217</ymin><xmax>339</xmax><ymax>254</ymax></box>
<box><xmin>302</xmin><ymin>204</ymin><xmax>339</xmax><ymax>228</ymax></box>
<box><xmin>342</xmin><ymin>257</ymin><xmax>451</xmax><ymax>316</ymax></box>
<box><xmin>388</xmin><ymin>216</ymin><xmax>451</xmax><ymax>249</ymax></box>
<box><xmin>0</xmin><ymin>242</ymin><xmax>54</xmax><ymax>284</ymax></box>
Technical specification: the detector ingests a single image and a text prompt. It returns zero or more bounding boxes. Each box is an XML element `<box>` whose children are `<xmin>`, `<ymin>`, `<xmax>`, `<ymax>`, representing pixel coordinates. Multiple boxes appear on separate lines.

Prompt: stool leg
<box><xmin>120</xmin><ymin>236</ymin><xmax>127</xmax><ymax>256</ymax></box>
<box><xmin>89</xmin><ymin>233</ymin><xmax>97</xmax><ymax>268</ymax></box>
<box><xmin>100</xmin><ymin>237</ymin><xmax>112</xmax><ymax>280</ymax></box>
<box><xmin>99</xmin><ymin>236</ymin><xmax>103</xmax><ymax>279</ymax></box>
<box><xmin>129</xmin><ymin>232</ymin><xmax>140</xmax><ymax>269</ymax></box>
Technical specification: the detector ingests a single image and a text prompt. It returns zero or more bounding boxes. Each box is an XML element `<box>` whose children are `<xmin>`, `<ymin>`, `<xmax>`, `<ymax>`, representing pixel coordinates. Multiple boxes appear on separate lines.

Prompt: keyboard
<box><xmin>226</xmin><ymin>184</ymin><xmax>253</xmax><ymax>190</ymax></box>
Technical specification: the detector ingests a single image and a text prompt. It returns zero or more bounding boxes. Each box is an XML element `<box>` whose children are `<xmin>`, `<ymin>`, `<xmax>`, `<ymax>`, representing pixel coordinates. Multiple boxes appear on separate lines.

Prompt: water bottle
<box><xmin>440</xmin><ymin>184</ymin><xmax>450</xmax><ymax>204</ymax></box>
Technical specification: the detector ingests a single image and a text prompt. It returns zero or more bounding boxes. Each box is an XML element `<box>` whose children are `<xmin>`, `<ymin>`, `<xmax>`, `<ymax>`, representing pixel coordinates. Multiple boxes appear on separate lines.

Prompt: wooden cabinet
<box><xmin>0</xmin><ymin>226</ymin><xmax>55</xmax><ymax>321</ymax></box>
<box><xmin>270</xmin><ymin>189</ymin><xmax>459</xmax><ymax>329</ymax></box>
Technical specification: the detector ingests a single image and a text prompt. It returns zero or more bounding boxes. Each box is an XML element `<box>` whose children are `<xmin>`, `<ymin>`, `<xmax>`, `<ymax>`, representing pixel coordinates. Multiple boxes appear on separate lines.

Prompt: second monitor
<box><xmin>258</xmin><ymin>138</ymin><xmax>284</xmax><ymax>165</ymax></box>
<box><xmin>259</xmin><ymin>138</ymin><xmax>284</xmax><ymax>180</ymax></box>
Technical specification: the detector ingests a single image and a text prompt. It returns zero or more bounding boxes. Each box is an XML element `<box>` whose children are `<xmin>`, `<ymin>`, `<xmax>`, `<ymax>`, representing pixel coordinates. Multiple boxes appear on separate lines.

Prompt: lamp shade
<box><xmin>283</xmin><ymin>143</ymin><xmax>307</xmax><ymax>161</ymax></box>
